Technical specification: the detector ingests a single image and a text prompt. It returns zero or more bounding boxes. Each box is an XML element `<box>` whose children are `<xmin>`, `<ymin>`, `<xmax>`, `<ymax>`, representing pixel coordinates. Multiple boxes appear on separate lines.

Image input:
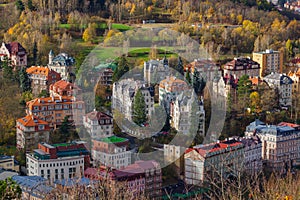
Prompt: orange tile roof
<box><xmin>26</xmin><ymin>96</ymin><xmax>84</xmax><ymax>109</ymax></box>
<box><xmin>26</xmin><ymin>66</ymin><xmax>51</xmax><ymax>76</ymax></box>
<box><xmin>51</xmin><ymin>80</ymin><xmax>81</xmax><ymax>91</ymax></box>
<box><xmin>249</xmin><ymin>77</ymin><xmax>260</xmax><ymax>85</ymax></box>
<box><xmin>17</xmin><ymin>115</ymin><xmax>48</xmax><ymax>127</ymax></box>
<box><xmin>159</xmin><ymin>76</ymin><xmax>189</xmax><ymax>92</ymax></box>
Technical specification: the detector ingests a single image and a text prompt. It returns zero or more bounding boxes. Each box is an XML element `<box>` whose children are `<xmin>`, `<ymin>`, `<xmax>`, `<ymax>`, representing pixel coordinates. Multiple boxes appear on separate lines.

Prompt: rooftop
<box><xmin>17</xmin><ymin>115</ymin><xmax>49</xmax><ymax>127</ymax></box>
<box><xmin>98</xmin><ymin>136</ymin><xmax>128</xmax><ymax>144</ymax></box>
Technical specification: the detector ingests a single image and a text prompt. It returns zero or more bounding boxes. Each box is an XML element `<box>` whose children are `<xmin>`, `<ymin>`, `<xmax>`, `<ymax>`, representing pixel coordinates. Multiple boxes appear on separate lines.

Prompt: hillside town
<box><xmin>0</xmin><ymin>0</ymin><xmax>300</xmax><ymax>199</ymax></box>
<box><xmin>0</xmin><ymin>37</ymin><xmax>299</xmax><ymax>199</ymax></box>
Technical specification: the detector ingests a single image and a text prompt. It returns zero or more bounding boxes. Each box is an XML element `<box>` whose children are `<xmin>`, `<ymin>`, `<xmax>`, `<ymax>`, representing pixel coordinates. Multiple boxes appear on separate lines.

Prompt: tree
<box><xmin>82</xmin><ymin>23</ymin><xmax>97</xmax><ymax>43</ymax></box>
<box><xmin>0</xmin><ymin>178</ymin><xmax>22</xmax><ymax>199</ymax></box>
<box><xmin>193</xmin><ymin>70</ymin><xmax>205</xmax><ymax>95</ymax></box>
<box><xmin>38</xmin><ymin>90</ymin><xmax>49</xmax><ymax>97</ymax></box>
<box><xmin>27</xmin><ymin>0</ymin><xmax>34</xmax><ymax>11</ymax></box>
<box><xmin>237</xmin><ymin>75</ymin><xmax>252</xmax><ymax>112</ymax></box>
<box><xmin>132</xmin><ymin>89</ymin><xmax>147</xmax><ymax>125</ymax></box>
<box><xmin>286</xmin><ymin>39</ymin><xmax>294</xmax><ymax>58</ymax></box>
<box><xmin>1</xmin><ymin>59</ymin><xmax>13</xmax><ymax>82</ymax></box>
<box><xmin>149</xmin><ymin>45</ymin><xmax>158</xmax><ymax>60</ymax></box>
<box><xmin>19</xmin><ymin>67</ymin><xmax>31</xmax><ymax>92</ymax></box>
<box><xmin>112</xmin><ymin>55</ymin><xmax>129</xmax><ymax>82</ymax></box>
<box><xmin>175</xmin><ymin>56</ymin><xmax>184</xmax><ymax>75</ymax></box>
<box><xmin>250</xmin><ymin>91</ymin><xmax>261</xmax><ymax>113</ymax></box>
<box><xmin>32</xmin><ymin>42</ymin><xmax>38</xmax><ymax>66</ymax></box>
<box><xmin>185</xmin><ymin>71</ymin><xmax>191</xmax><ymax>84</ymax></box>
<box><xmin>15</xmin><ymin>0</ymin><xmax>25</xmax><ymax>11</ymax></box>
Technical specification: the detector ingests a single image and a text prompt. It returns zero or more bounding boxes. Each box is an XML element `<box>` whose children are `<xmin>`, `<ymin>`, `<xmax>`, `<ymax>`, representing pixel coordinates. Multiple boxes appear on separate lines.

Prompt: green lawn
<box><xmin>111</xmin><ymin>23</ymin><xmax>132</xmax><ymax>31</ymax></box>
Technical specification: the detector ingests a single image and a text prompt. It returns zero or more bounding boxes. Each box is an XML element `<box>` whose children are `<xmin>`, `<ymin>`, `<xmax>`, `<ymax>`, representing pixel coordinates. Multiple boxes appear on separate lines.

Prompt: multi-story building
<box><xmin>144</xmin><ymin>58</ymin><xmax>169</xmax><ymax>85</ymax></box>
<box><xmin>252</xmin><ymin>49</ymin><xmax>283</xmax><ymax>77</ymax></box>
<box><xmin>26</xmin><ymin>141</ymin><xmax>90</xmax><ymax>184</ymax></box>
<box><xmin>164</xmin><ymin>144</ymin><xmax>185</xmax><ymax>176</ymax></box>
<box><xmin>223</xmin><ymin>57</ymin><xmax>260</xmax><ymax>79</ymax></box>
<box><xmin>91</xmin><ymin>136</ymin><xmax>132</xmax><ymax>169</ymax></box>
<box><xmin>12</xmin><ymin>176</ymin><xmax>53</xmax><ymax>200</ymax></box>
<box><xmin>112</xmin><ymin>79</ymin><xmax>154</xmax><ymax>121</ymax></box>
<box><xmin>185</xmin><ymin>59</ymin><xmax>221</xmax><ymax>82</ymax></box>
<box><xmin>85</xmin><ymin>160</ymin><xmax>162</xmax><ymax>199</ymax></box>
<box><xmin>48</xmin><ymin>50</ymin><xmax>75</xmax><ymax>80</ymax></box>
<box><xmin>16</xmin><ymin>115</ymin><xmax>51</xmax><ymax>151</ymax></box>
<box><xmin>237</xmin><ymin>136</ymin><xmax>263</xmax><ymax>174</ymax></box>
<box><xmin>245</xmin><ymin>120</ymin><xmax>300</xmax><ymax>172</ymax></box>
<box><xmin>184</xmin><ymin>139</ymin><xmax>244</xmax><ymax>185</ymax></box>
<box><xmin>49</xmin><ymin>80</ymin><xmax>81</xmax><ymax>98</ymax></box>
<box><xmin>263</xmin><ymin>72</ymin><xmax>293</xmax><ymax>107</ymax></box>
<box><xmin>159</xmin><ymin>76</ymin><xmax>190</xmax><ymax>114</ymax></box>
<box><xmin>284</xmin><ymin>1</ymin><xmax>300</xmax><ymax>12</ymax></box>
<box><xmin>98</xmin><ymin>67</ymin><xmax>113</xmax><ymax>86</ymax></box>
<box><xmin>0</xmin><ymin>42</ymin><xmax>27</xmax><ymax>67</ymax></box>
<box><xmin>0</xmin><ymin>155</ymin><xmax>20</xmax><ymax>172</ymax></box>
<box><xmin>170</xmin><ymin>90</ymin><xmax>205</xmax><ymax>135</ymax></box>
<box><xmin>288</xmin><ymin>68</ymin><xmax>300</xmax><ymax>94</ymax></box>
<box><xmin>26</xmin><ymin>66</ymin><xmax>61</xmax><ymax>96</ymax></box>
<box><xmin>83</xmin><ymin>110</ymin><xmax>113</xmax><ymax>139</ymax></box>
<box><xmin>26</xmin><ymin>96</ymin><xmax>85</xmax><ymax>129</ymax></box>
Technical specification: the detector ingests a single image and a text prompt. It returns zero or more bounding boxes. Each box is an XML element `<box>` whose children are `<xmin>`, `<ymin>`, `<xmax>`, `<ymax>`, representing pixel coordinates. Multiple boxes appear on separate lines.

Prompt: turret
<box><xmin>49</xmin><ymin>50</ymin><xmax>54</xmax><ymax>65</ymax></box>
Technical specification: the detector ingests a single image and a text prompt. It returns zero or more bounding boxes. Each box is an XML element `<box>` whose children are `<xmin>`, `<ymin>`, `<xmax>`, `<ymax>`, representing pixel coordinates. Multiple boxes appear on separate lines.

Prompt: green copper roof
<box><xmin>99</xmin><ymin>136</ymin><xmax>127</xmax><ymax>144</ymax></box>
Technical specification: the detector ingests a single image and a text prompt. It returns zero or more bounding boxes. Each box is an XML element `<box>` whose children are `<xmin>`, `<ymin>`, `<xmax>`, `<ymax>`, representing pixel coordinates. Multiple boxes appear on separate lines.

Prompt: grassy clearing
<box><xmin>111</xmin><ymin>23</ymin><xmax>132</xmax><ymax>31</ymax></box>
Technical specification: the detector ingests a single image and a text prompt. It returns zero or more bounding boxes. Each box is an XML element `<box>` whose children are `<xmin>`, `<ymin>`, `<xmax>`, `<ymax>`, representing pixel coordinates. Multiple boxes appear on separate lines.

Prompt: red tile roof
<box><xmin>50</xmin><ymin>80</ymin><xmax>81</xmax><ymax>91</ymax></box>
<box><xmin>186</xmin><ymin>140</ymin><xmax>243</xmax><ymax>157</ymax></box>
<box><xmin>85</xmin><ymin>111</ymin><xmax>112</xmax><ymax>121</ymax></box>
<box><xmin>278</xmin><ymin>122</ymin><xmax>300</xmax><ymax>129</ymax></box>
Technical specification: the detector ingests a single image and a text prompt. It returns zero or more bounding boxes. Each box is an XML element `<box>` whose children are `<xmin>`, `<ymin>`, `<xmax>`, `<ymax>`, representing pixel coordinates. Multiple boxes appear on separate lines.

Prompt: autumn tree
<box><xmin>132</xmin><ymin>89</ymin><xmax>147</xmax><ymax>125</ymax></box>
<box><xmin>15</xmin><ymin>0</ymin><xmax>25</xmax><ymax>11</ymax></box>
<box><xmin>0</xmin><ymin>178</ymin><xmax>22</xmax><ymax>199</ymax></box>
<box><xmin>82</xmin><ymin>23</ymin><xmax>97</xmax><ymax>43</ymax></box>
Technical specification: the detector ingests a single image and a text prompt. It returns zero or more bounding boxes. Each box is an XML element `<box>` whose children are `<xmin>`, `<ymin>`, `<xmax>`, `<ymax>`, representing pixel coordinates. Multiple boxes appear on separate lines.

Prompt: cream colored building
<box><xmin>252</xmin><ymin>49</ymin><xmax>283</xmax><ymax>77</ymax></box>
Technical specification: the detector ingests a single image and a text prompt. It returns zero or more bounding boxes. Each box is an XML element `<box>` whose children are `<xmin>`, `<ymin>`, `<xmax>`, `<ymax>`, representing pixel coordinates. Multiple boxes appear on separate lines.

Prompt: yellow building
<box><xmin>253</xmin><ymin>49</ymin><xmax>283</xmax><ymax>77</ymax></box>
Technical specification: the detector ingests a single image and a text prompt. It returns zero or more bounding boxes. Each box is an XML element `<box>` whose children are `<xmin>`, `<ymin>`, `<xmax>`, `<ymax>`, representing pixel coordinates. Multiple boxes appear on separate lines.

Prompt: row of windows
<box><xmin>39</xmin><ymin>160</ymin><xmax>83</xmax><ymax>168</ymax></box>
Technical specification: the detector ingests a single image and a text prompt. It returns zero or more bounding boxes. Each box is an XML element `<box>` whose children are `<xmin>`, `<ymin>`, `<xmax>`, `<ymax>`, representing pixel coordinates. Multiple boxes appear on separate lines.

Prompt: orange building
<box><xmin>16</xmin><ymin>115</ymin><xmax>51</xmax><ymax>150</ymax></box>
<box><xmin>26</xmin><ymin>96</ymin><xmax>85</xmax><ymax>129</ymax></box>
<box><xmin>49</xmin><ymin>80</ymin><xmax>81</xmax><ymax>98</ymax></box>
<box><xmin>26</xmin><ymin>66</ymin><xmax>61</xmax><ymax>96</ymax></box>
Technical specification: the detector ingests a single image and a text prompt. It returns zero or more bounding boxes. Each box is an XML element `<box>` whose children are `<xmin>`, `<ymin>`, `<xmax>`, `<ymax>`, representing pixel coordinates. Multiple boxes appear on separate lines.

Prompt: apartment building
<box><xmin>245</xmin><ymin>120</ymin><xmax>300</xmax><ymax>172</ymax></box>
<box><xmin>112</xmin><ymin>79</ymin><xmax>154</xmax><ymax>121</ymax></box>
<box><xmin>49</xmin><ymin>80</ymin><xmax>81</xmax><ymax>98</ymax></box>
<box><xmin>26</xmin><ymin>141</ymin><xmax>90</xmax><ymax>184</ymax></box>
<box><xmin>164</xmin><ymin>144</ymin><xmax>185</xmax><ymax>176</ymax></box>
<box><xmin>98</xmin><ymin>67</ymin><xmax>113</xmax><ymax>86</ymax></box>
<box><xmin>159</xmin><ymin>76</ymin><xmax>190</xmax><ymax>114</ymax></box>
<box><xmin>185</xmin><ymin>59</ymin><xmax>221</xmax><ymax>82</ymax></box>
<box><xmin>16</xmin><ymin>115</ymin><xmax>51</xmax><ymax>150</ymax></box>
<box><xmin>26</xmin><ymin>66</ymin><xmax>61</xmax><ymax>96</ymax></box>
<box><xmin>252</xmin><ymin>49</ymin><xmax>283</xmax><ymax>77</ymax></box>
<box><xmin>83</xmin><ymin>110</ymin><xmax>113</xmax><ymax>139</ymax></box>
<box><xmin>91</xmin><ymin>136</ymin><xmax>132</xmax><ymax>169</ymax></box>
<box><xmin>26</xmin><ymin>96</ymin><xmax>85</xmax><ymax>129</ymax></box>
<box><xmin>263</xmin><ymin>72</ymin><xmax>293</xmax><ymax>107</ymax></box>
<box><xmin>144</xmin><ymin>58</ymin><xmax>169</xmax><ymax>85</ymax></box>
<box><xmin>288</xmin><ymin>68</ymin><xmax>300</xmax><ymax>94</ymax></box>
<box><xmin>238</xmin><ymin>136</ymin><xmax>263</xmax><ymax>174</ymax></box>
<box><xmin>184</xmin><ymin>139</ymin><xmax>244</xmax><ymax>185</ymax></box>
<box><xmin>85</xmin><ymin>160</ymin><xmax>162</xmax><ymax>199</ymax></box>
<box><xmin>0</xmin><ymin>42</ymin><xmax>27</xmax><ymax>67</ymax></box>
<box><xmin>223</xmin><ymin>57</ymin><xmax>260</xmax><ymax>79</ymax></box>
<box><xmin>170</xmin><ymin>90</ymin><xmax>205</xmax><ymax>135</ymax></box>
<box><xmin>0</xmin><ymin>155</ymin><xmax>20</xmax><ymax>172</ymax></box>
<box><xmin>48</xmin><ymin>50</ymin><xmax>75</xmax><ymax>80</ymax></box>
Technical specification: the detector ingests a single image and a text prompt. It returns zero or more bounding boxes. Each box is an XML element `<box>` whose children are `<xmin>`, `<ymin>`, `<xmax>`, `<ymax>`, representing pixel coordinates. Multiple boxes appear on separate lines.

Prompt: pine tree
<box><xmin>19</xmin><ymin>67</ymin><xmax>31</xmax><ymax>92</ymax></box>
<box><xmin>132</xmin><ymin>89</ymin><xmax>147</xmax><ymax>125</ymax></box>
<box><xmin>175</xmin><ymin>56</ymin><xmax>184</xmax><ymax>75</ymax></box>
<box><xmin>112</xmin><ymin>55</ymin><xmax>129</xmax><ymax>82</ymax></box>
<box><xmin>185</xmin><ymin>71</ymin><xmax>191</xmax><ymax>84</ymax></box>
<box><xmin>2</xmin><ymin>59</ymin><xmax>13</xmax><ymax>81</ymax></box>
<box><xmin>27</xmin><ymin>0</ymin><xmax>34</xmax><ymax>11</ymax></box>
<box><xmin>15</xmin><ymin>0</ymin><xmax>25</xmax><ymax>11</ymax></box>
